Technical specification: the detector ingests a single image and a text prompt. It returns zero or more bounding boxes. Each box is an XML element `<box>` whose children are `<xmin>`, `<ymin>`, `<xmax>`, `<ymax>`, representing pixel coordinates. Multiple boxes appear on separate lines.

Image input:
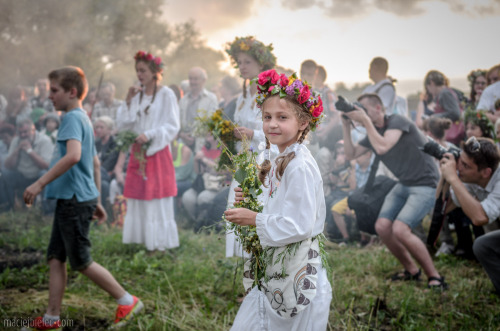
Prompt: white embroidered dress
<box><xmin>231</xmin><ymin>143</ymin><xmax>332</xmax><ymax>331</ymax></box>
<box><xmin>116</xmin><ymin>86</ymin><xmax>181</xmax><ymax>251</ymax></box>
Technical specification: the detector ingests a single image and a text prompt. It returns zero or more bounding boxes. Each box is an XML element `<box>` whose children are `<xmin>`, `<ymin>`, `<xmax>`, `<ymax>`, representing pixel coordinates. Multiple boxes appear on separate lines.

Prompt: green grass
<box><xmin>0</xmin><ymin>210</ymin><xmax>499</xmax><ymax>330</ymax></box>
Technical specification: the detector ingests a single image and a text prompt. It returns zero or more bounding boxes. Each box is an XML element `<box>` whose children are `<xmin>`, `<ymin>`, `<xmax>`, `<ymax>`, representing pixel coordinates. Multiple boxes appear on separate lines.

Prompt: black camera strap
<box><xmin>363</xmin><ymin>116</ymin><xmax>389</xmax><ymax>192</ymax></box>
<box><xmin>363</xmin><ymin>155</ymin><xmax>380</xmax><ymax>193</ymax></box>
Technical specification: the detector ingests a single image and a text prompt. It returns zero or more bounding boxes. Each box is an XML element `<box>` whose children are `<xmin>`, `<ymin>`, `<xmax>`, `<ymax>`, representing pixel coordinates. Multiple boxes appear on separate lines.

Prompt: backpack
<box><xmin>347</xmin><ymin>175</ymin><xmax>397</xmax><ymax>234</ymax></box>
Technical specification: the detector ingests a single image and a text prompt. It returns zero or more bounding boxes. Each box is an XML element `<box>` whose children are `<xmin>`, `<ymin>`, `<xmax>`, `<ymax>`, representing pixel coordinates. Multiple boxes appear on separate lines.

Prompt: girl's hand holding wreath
<box><xmin>234</xmin><ymin>187</ymin><xmax>244</xmax><ymax>203</ymax></box>
<box><xmin>224</xmin><ymin>208</ymin><xmax>257</xmax><ymax>226</ymax></box>
<box><xmin>135</xmin><ymin>134</ymin><xmax>149</xmax><ymax>145</ymax></box>
<box><xmin>234</xmin><ymin>126</ymin><xmax>254</xmax><ymax>140</ymax></box>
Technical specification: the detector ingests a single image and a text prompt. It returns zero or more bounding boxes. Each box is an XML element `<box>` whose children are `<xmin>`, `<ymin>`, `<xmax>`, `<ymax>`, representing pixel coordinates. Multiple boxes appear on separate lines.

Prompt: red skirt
<box><xmin>124</xmin><ymin>144</ymin><xmax>177</xmax><ymax>200</ymax></box>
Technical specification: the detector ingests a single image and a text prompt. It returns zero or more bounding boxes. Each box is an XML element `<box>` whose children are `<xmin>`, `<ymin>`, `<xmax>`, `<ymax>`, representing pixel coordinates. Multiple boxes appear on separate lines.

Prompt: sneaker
<box><xmin>435</xmin><ymin>243</ymin><xmax>454</xmax><ymax>257</ymax></box>
<box><xmin>113</xmin><ymin>295</ymin><xmax>144</xmax><ymax>328</ymax></box>
<box><xmin>22</xmin><ymin>316</ymin><xmax>62</xmax><ymax>330</ymax></box>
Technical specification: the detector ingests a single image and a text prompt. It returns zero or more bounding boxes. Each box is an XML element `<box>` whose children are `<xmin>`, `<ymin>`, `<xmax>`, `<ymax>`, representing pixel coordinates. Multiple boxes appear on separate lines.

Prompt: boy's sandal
<box><xmin>427</xmin><ymin>276</ymin><xmax>448</xmax><ymax>291</ymax></box>
<box><xmin>390</xmin><ymin>268</ymin><xmax>421</xmax><ymax>281</ymax></box>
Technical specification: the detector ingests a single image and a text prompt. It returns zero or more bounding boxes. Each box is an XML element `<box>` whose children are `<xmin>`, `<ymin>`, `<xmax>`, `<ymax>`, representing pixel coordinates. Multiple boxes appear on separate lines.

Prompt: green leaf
<box><xmin>279</xmin><ymin>89</ymin><xmax>287</xmax><ymax>98</ymax></box>
<box><xmin>234</xmin><ymin>169</ymin><xmax>247</xmax><ymax>184</ymax></box>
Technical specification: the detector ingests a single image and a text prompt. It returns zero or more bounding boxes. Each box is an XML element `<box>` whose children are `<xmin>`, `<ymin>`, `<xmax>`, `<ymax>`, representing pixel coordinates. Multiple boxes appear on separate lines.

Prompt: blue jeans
<box><xmin>379</xmin><ymin>183</ymin><xmax>436</xmax><ymax>229</ymax></box>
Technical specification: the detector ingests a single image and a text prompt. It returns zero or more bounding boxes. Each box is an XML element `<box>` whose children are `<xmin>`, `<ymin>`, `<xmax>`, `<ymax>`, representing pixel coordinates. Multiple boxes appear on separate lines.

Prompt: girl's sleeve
<box><xmin>252</xmin><ymin>128</ymin><xmax>265</xmax><ymax>148</ymax></box>
<box><xmin>116</xmin><ymin>98</ymin><xmax>138</xmax><ymax>131</ymax></box>
<box><xmin>255</xmin><ymin>164</ymin><xmax>317</xmax><ymax>247</ymax></box>
<box><xmin>144</xmin><ymin>88</ymin><xmax>180</xmax><ymax>153</ymax></box>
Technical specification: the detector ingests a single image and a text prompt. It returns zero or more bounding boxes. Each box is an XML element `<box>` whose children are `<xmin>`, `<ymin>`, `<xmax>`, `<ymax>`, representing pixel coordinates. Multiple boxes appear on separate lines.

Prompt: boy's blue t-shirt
<box><xmin>45</xmin><ymin>108</ymin><xmax>99</xmax><ymax>202</ymax></box>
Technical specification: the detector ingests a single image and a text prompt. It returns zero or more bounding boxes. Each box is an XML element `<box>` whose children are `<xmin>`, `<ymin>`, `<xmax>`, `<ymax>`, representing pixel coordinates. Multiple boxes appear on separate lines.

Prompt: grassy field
<box><xmin>0</xmin><ymin>209</ymin><xmax>499</xmax><ymax>330</ymax></box>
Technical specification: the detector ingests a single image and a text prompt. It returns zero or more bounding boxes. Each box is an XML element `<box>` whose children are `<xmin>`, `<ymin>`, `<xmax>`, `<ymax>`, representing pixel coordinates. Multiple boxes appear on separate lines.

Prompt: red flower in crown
<box><xmin>297</xmin><ymin>85</ymin><xmax>310</xmax><ymax>104</ymax></box>
<box><xmin>312</xmin><ymin>106</ymin><xmax>323</xmax><ymax>117</ymax></box>
<box><xmin>279</xmin><ymin>73</ymin><xmax>289</xmax><ymax>87</ymax></box>
<box><xmin>134</xmin><ymin>51</ymin><xmax>146</xmax><ymax>60</ymax></box>
<box><xmin>258</xmin><ymin>69</ymin><xmax>280</xmax><ymax>86</ymax></box>
<box><xmin>154</xmin><ymin>57</ymin><xmax>162</xmax><ymax>66</ymax></box>
<box><xmin>146</xmin><ymin>53</ymin><xmax>154</xmax><ymax>61</ymax></box>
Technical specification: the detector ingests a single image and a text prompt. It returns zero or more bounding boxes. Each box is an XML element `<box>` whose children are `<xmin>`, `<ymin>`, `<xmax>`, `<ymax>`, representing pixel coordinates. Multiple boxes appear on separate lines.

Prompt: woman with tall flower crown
<box><xmin>225</xmin><ymin>36</ymin><xmax>277</xmax><ymax>257</ymax></box>
<box><xmin>115</xmin><ymin>51</ymin><xmax>180</xmax><ymax>252</ymax></box>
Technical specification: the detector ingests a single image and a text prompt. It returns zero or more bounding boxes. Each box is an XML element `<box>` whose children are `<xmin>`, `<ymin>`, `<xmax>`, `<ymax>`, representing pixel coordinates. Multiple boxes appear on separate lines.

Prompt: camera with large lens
<box><xmin>422</xmin><ymin>137</ymin><xmax>460</xmax><ymax>161</ymax></box>
<box><xmin>335</xmin><ymin>95</ymin><xmax>366</xmax><ymax>113</ymax></box>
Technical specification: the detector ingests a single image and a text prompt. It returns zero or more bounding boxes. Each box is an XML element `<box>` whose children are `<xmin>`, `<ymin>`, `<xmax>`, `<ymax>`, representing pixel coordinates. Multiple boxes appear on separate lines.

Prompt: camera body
<box><xmin>422</xmin><ymin>137</ymin><xmax>460</xmax><ymax>161</ymax></box>
<box><xmin>335</xmin><ymin>95</ymin><xmax>366</xmax><ymax>113</ymax></box>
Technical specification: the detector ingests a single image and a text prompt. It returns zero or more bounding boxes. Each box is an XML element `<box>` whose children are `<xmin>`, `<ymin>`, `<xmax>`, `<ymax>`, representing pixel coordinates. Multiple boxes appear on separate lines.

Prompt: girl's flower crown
<box><xmin>467</xmin><ymin>69</ymin><xmax>487</xmax><ymax>86</ymax></box>
<box><xmin>252</xmin><ymin>69</ymin><xmax>324</xmax><ymax>131</ymax></box>
<box><xmin>464</xmin><ymin>108</ymin><xmax>495</xmax><ymax>139</ymax></box>
<box><xmin>134</xmin><ymin>50</ymin><xmax>163</xmax><ymax>72</ymax></box>
<box><xmin>226</xmin><ymin>36</ymin><xmax>276</xmax><ymax>71</ymax></box>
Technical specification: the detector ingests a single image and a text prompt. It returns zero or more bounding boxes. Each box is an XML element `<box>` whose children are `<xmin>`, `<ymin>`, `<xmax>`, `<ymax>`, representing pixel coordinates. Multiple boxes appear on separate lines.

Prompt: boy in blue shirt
<box><xmin>23</xmin><ymin>66</ymin><xmax>143</xmax><ymax>330</ymax></box>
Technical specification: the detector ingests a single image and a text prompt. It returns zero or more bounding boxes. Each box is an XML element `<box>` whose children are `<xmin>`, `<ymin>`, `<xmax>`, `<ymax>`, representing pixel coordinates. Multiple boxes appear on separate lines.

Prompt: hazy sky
<box><xmin>162</xmin><ymin>0</ymin><xmax>499</xmax><ymax>96</ymax></box>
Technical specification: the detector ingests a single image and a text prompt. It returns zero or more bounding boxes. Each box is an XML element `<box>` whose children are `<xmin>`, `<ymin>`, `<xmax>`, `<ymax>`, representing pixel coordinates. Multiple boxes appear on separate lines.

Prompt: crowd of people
<box><xmin>1</xmin><ymin>35</ymin><xmax>500</xmax><ymax>329</ymax></box>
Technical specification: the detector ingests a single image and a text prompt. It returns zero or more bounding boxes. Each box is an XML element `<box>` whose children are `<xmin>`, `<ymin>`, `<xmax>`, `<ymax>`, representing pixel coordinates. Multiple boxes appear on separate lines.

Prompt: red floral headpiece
<box><xmin>252</xmin><ymin>69</ymin><xmax>324</xmax><ymax>131</ymax></box>
<box><xmin>134</xmin><ymin>51</ymin><xmax>163</xmax><ymax>72</ymax></box>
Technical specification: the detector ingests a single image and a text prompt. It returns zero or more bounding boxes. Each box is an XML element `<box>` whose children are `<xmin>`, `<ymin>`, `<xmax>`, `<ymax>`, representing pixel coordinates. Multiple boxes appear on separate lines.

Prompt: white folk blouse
<box><xmin>256</xmin><ymin>143</ymin><xmax>326</xmax><ymax>247</ymax></box>
<box><xmin>116</xmin><ymin>86</ymin><xmax>180</xmax><ymax>156</ymax></box>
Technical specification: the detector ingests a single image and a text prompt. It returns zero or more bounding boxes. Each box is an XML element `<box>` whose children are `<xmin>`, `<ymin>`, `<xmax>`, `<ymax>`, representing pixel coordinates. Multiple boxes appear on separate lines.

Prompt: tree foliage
<box><xmin>0</xmin><ymin>0</ymin><xmax>225</xmax><ymax>98</ymax></box>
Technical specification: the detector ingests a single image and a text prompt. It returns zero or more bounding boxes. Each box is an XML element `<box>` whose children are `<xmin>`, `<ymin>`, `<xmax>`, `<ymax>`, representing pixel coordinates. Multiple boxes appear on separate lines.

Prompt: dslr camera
<box><xmin>335</xmin><ymin>96</ymin><xmax>366</xmax><ymax>113</ymax></box>
<box><xmin>421</xmin><ymin>137</ymin><xmax>460</xmax><ymax>161</ymax></box>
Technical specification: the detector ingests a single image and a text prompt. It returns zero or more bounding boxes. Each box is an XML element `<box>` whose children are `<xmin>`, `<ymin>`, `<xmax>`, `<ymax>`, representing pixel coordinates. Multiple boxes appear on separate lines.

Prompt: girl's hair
<box><xmin>226</xmin><ymin>36</ymin><xmax>276</xmax><ymax>98</ymax></box>
<box><xmin>258</xmin><ymin>95</ymin><xmax>311</xmax><ymax>185</ymax></box>
<box><xmin>464</xmin><ymin>109</ymin><xmax>495</xmax><ymax>139</ymax></box>
<box><xmin>467</xmin><ymin>69</ymin><xmax>487</xmax><ymax>104</ymax></box>
<box><xmin>422</xmin><ymin>117</ymin><xmax>452</xmax><ymax>140</ymax></box>
<box><xmin>487</xmin><ymin>64</ymin><xmax>500</xmax><ymax>85</ymax></box>
<box><xmin>424</xmin><ymin>70</ymin><xmax>448</xmax><ymax>87</ymax></box>
<box><xmin>135</xmin><ymin>59</ymin><xmax>161</xmax><ymax>115</ymax></box>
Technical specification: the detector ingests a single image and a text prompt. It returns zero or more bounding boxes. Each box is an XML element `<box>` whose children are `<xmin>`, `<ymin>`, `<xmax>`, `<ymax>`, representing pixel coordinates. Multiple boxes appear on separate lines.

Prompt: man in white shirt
<box><xmin>362</xmin><ymin>57</ymin><xmax>396</xmax><ymax>115</ymax></box>
<box><xmin>440</xmin><ymin>137</ymin><xmax>500</xmax><ymax>295</ymax></box>
<box><xmin>476</xmin><ymin>80</ymin><xmax>500</xmax><ymax>124</ymax></box>
<box><xmin>3</xmin><ymin>118</ymin><xmax>53</xmax><ymax>210</ymax></box>
<box><xmin>91</xmin><ymin>82</ymin><xmax>124</xmax><ymax>122</ymax></box>
<box><xmin>178</xmin><ymin>67</ymin><xmax>218</xmax><ymax>150</ymax></box>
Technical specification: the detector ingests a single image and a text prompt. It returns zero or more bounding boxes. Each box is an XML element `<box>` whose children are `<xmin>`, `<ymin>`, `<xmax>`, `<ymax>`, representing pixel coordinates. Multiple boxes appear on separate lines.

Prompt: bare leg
<box><xmin>333</xmin><ymin>211</ymin><xmax>349</xmax><ymax>239</ymax></box>
<box><xmin>46</xmin><ymin>259</ymin><xmax>67</xmax><ymax>316</ymax></box>
<box><xmin>80</xmin><ymin>262</ymin><xmax>126</xmax><ymax>299</ymax></box>
<box><xmin>375</xmin><ymin>218</ymin><xmax>419</xmax><ymax>274</ymax></box>
<box><xmin>392</xmin><ymin>220</ymin><xmax>441</xmax><ymax>284</ymax></box>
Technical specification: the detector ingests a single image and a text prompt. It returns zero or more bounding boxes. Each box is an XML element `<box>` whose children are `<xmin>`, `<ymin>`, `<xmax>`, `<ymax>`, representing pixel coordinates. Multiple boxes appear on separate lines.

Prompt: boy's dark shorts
<box><xmin>47</xmin><ymin>196</ymin><xmax>97</xmax><ymax>271</ymax></box>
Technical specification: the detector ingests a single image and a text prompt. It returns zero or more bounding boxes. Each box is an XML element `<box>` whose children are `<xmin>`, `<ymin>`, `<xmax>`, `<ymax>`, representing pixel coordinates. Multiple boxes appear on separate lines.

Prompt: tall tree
<box><xmin>0</xmin><ymin>0</ymin><xmax>225</xmax><ymax>99</ymax></box>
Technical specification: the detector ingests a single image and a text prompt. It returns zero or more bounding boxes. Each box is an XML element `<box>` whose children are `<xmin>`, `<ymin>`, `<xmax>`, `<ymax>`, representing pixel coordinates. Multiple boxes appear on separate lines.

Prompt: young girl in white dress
<box><xmin>116</xmin><ymin>51</ymin><xmax>180</xmax><ymax>252</ymax></box>
<box><xmin>224</xmin><ymin>70</ymin><xmax>332</xmax><ymax>330</ymax></box>
<box><xmin>224</xmin><ymin>36</ymin><xmax>278</xmax><ymax>257</ymax></box>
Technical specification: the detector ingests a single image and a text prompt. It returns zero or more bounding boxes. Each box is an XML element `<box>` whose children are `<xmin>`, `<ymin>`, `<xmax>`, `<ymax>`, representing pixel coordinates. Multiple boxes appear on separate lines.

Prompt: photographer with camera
<box><xmin>339</xmin><ymin>93</ymin><xmax>447</xmax><ymax>290</ymax></box>
<box><xmin>440</xmin><ymin>137</ymin><xmax>500</xmax><ymax>295</ymax></box>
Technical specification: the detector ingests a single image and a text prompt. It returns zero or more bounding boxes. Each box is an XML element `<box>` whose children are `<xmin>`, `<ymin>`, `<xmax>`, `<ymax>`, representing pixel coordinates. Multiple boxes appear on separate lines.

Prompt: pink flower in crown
<box><xmin>312</xmin><ymin>98</ymin><xmax>323</xmax><ymax>117</ymax></box>
<box><xmin>146</xmin><ymin>53</ymin><xmax>154</xmax><ymax>61</ymax></box>
<box><xmin>270</xmin><ymin>71</ymin><xmax>280</xmax><ymax>84</ymax></box>
<box><xmin>134</xmin><ymin>51</ymin><xmax>146</xmax><ymax>60</ymax></box>
<box><xmin>297</xmin><ymin>85</ymin><xmax>310</xmax><ymax>104</ymax></box>
<box><xmin>279</xmin><ymin>74</ymin><xmax>289</xmax><ymax>87</ymax></box>
<box><xmin>154</xmin><ymin>57</ymin><xmax>162</xmax><ymax>66</ymax></box>
<box><xmin>268</xmin><ymin>86</ymin><xmax>275</xmax><ymax>93</ymax></box>
<box><xmin>257</xmin><ymin>70</ymin><xmax>272</xmax><ymax>85</ymax></box>
<box><xmin>258</xmin><ymin>69</ymin><xmax>279</xmax><ymax>86</ymax></box>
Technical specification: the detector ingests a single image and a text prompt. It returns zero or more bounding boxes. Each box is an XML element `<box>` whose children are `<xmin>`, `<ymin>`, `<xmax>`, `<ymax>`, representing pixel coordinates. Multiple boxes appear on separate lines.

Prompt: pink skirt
<box><xmin>124</xmin><ymin>144</ymin><xmax>177</xmax><ymax>200</ymax></box>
